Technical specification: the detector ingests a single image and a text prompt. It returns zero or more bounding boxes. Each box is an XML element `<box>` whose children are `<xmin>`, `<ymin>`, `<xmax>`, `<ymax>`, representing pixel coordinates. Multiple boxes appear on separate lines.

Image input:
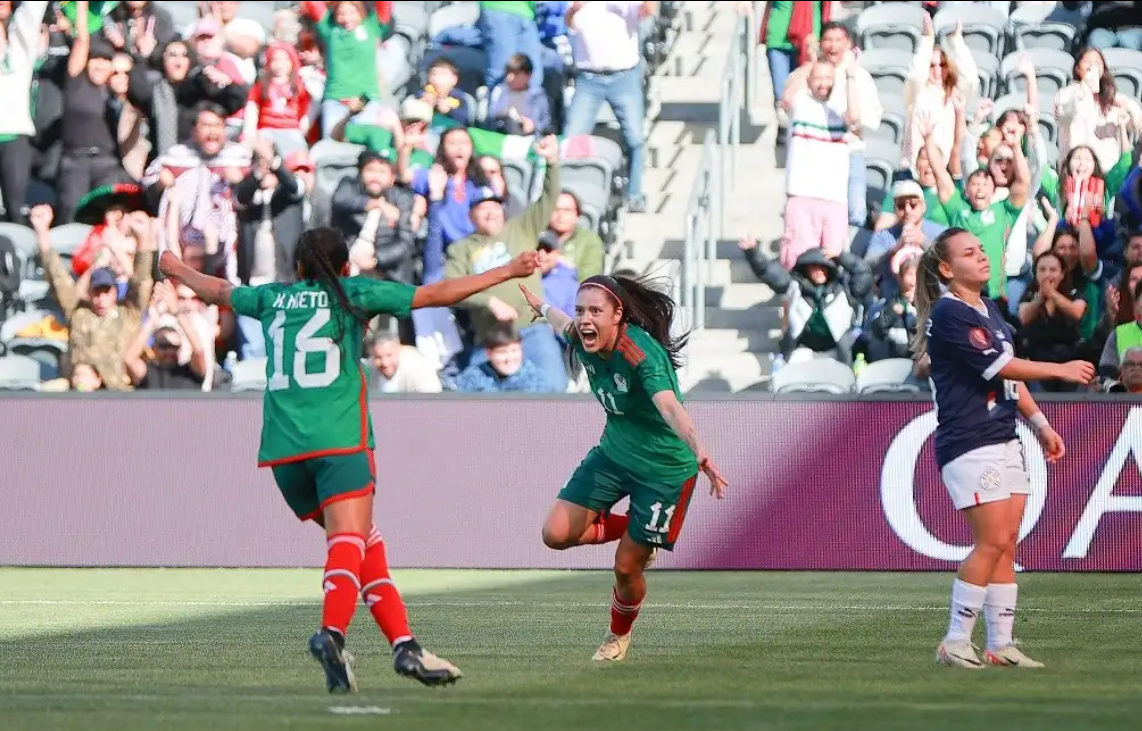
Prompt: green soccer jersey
<box><xmin>230</xmin><ymin>277</ymin><xmax>416</xmax><ymax>466</ymax></box>
<box><xmin>940</xmin><ymin>192</ymin><xmax>1021</xmax><ymax>298</ymax></box>
<box><xmin>574</xmin><ymin>325</ymin><xmax>697</xmax><ymax>484</ymax></box>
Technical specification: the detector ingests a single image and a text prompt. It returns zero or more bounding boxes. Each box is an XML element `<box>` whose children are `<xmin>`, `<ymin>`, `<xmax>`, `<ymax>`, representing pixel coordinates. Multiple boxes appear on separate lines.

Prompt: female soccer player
<box><xmin>911</xmin><ymin>228</ymin><xmax>1094</xmax><ymax>669</ymax></box>
<box><xmin>159</xmin><ymin>227</ymin><xmax>541</xmax><ymax>693</ymax></box>
<box><xmin>520</xmin><ymin>275</ymin><xmax>728</xmax><ymax>662</ymax></box>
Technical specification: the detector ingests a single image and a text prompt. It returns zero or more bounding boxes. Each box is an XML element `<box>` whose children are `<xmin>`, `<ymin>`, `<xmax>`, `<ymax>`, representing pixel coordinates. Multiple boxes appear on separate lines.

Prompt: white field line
<box><xmin>0</xmin><ymin>599</ymin><xmax>1139</xmax><ymax>613</ymax></box>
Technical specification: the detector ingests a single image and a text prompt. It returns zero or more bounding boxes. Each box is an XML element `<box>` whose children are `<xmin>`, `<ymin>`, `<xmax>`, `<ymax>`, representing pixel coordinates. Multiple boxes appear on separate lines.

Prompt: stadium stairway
<box><xmin>614</xmin><ymin>1</ymin><xmax>785</xmax><ymax>392</ymax></box>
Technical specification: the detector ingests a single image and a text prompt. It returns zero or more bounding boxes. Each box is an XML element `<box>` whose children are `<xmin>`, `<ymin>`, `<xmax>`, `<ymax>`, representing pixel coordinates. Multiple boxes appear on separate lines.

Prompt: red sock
<box><xmin>360</xmin><ymin>525</ymin><xmax>414</xmax><ymax>647</ymax></box>
<box><xmin>588</xmin><ymin>513</ymin><xmax>630</xmax><ymax>544</ymax></box>
<box><xmin>321</xmin><ymin>532</ymin><xmax>365</xmax><ymax>636</ymax></box>
<box><xmin>610</xmin><ymin>586</ymin><xmax>644</xmax><ymax>636</ymax></box>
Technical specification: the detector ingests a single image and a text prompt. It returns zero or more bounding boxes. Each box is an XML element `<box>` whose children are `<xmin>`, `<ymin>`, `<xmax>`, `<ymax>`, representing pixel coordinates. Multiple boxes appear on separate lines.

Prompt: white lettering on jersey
<box><xmin>274</xmin><ymin>291</ymin><xmax>331</xmax><ymax>310</ymax></box>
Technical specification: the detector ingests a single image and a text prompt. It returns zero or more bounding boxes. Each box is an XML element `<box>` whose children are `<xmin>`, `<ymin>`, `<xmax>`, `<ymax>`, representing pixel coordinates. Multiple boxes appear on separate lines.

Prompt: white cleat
<box><xmin>985</xmin><ymin>645</ymin><xmax>1044</xmax><ymax>668</ymax></box>
<box><xmin>643</xmin><ymin>548</ymin><xmax>658</xmax><ymax>570</ymax></box>
<box><xmin>592</xmin><ymin>632</ymin><xmax>632</xmax><ymax>662</ymax></box>
<box><xmin>936</xmin><ymin>639</ymin><xmax>984</xmax><ymax>669</ymax></box>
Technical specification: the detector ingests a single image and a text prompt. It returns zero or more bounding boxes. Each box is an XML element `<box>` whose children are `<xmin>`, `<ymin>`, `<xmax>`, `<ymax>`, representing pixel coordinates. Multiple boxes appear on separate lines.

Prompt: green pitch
<box><xmin>2</xmin><ymin>569</ymin><xmax>1139</xmax><ymax>731</ymax></box>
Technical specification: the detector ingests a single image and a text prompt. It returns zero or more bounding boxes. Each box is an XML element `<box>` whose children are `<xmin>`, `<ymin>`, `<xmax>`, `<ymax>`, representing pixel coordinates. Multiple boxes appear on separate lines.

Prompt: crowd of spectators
<box><xmin>0</xmin><ymin>0</ymin><xmax>669</xmax><ymax>394</ymax></box>
<box><xmin>747</xmin><ymin>0</ymin><xmax>1142</xmax><ymax>394</ymax></box>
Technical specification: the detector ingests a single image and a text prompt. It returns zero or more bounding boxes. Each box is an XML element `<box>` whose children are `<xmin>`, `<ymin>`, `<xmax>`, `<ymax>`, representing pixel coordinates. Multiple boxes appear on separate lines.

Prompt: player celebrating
<box><xmin>911</xmin><ymin>228</ymin><xmax>1094</xmax><ymax>669</ymax></box>
<box><xmin>159</xmin><ymin>227</ymin><xmax>541</xmax><ymax>693</ymax></box>
<box><xmin>521</xmin><ymin>275</ymin><xmax>728</xmax><ymax>662</ymax></box>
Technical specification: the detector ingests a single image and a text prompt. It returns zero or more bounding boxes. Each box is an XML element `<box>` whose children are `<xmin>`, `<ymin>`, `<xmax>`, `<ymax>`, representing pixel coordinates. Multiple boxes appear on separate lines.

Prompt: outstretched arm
<box><xmin>651</xmin><ymin>390</ymin><xmax>728</xmax><ymax>498</ymax></box>
<box><xmin>158</xmin><ymin>251</ymin><xmax>234</xmax><ymax>308</ymax></box>
<box><xmin>412</xmin><ymin>252</ymin><xmax>540</xmax><ymax>309</ymax></box>
<box><xmin>519</xmin><ymin>284</ymin><xmax>573</xmax><ymax>336</ymax></box>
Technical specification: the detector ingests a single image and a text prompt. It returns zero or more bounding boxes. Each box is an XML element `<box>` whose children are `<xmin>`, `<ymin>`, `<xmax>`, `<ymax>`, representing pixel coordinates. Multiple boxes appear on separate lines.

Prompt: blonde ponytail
<box><xmin>909</xmin><ymin>228</ymin><xmax>965</xmax><ymax>357</ymax></box>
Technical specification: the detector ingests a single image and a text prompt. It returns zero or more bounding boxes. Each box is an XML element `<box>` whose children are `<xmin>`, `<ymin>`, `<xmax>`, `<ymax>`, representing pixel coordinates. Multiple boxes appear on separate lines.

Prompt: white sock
<box><xmin>985</xmin><ymin>583</ymin><xmax>1018</xmax><ymax>650</ymax></box>
<box><xmin>945</xmin><ymin>579</ymin><xmax>987</xmax><ymax>644</ymax></box>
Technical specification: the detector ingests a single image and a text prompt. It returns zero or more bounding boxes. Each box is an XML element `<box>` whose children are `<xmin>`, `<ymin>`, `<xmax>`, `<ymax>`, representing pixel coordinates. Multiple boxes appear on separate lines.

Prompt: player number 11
<box><xmin>596</xmin><ymin>388</ymin><xmax>624</xmax><ymax>415</ymax></box>
<box><xmin>645</xmin><ymin>501</ymin><xmax>675</xmax><ymax>534</ymax></box>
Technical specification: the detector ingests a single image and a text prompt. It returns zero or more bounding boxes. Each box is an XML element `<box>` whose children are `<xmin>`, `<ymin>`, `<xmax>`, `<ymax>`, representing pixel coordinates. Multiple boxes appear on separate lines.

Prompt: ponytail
<box><xmin>296</xmin><ymin>227</ymin><xmax>369</xmax><ymax>345</ymax></box>
<box><xmin>909</xmin><ymin>228</ymin><xmax>965</xmax><ymax>357</ymax></box>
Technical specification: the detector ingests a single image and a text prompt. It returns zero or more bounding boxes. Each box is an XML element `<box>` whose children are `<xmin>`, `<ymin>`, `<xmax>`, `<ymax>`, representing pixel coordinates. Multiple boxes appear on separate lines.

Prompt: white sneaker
<box><xmin>592</xmin><ymin>632</ymin><xmax>632</xmax><ymax>662</ymax></box>
<box><xmin>936</xmin><ymin>639</ymin><xmax>984</xmax><ymax>669</ymax></box>
<box><xmin>985</xmin><ymin>645</ymin><xmax>1044</xmax><ymax>668</ymax></box>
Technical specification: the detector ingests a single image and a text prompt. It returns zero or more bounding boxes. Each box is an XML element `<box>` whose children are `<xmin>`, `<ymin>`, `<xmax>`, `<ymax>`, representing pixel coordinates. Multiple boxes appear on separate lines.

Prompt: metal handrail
<box><xmin>682</xmin><ymin>11</ymin><xmax>750</xmax><ymax>331</ymax></box>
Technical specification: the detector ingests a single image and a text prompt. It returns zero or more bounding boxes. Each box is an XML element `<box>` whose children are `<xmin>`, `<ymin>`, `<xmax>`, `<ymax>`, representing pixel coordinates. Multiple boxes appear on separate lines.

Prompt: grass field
<box><xmin>2</xmin><ymin>569</ymin><xmax>1140</xmax><ymax>731</ymax></box>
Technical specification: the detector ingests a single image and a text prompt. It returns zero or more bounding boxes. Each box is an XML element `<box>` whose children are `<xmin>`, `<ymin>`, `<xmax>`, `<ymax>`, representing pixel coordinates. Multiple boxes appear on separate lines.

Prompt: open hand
<box><xmin>1057</xmin><ymin>360</ymin><xmax>1095</xmax><ymax>386</ymax></box>
<box><xmin>699</xmin><ymin>454</ymin><xmax>728</xmax><ymax>499</ymax></box>
<box><xmin>487</xmin><ymin>296</ymin><xmax>519</xmax><ymax>322</ymax></box>
<box><xmin>519</xmin><ymin>283</ymin><xmax>545</xmax><ymax>319</ymax></box>
<box><xmin>737</xmin><ymin>236</ymin><xmax>758</xmax><ymax>251</ymax></box>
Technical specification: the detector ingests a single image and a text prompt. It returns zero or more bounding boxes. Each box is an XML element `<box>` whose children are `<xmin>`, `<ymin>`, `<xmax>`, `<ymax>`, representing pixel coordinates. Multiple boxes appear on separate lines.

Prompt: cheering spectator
<box><xmin>903</xmin><ymin>17</ymin><xmax>976</xmax><ymax>172</ymax></box>
<box><xmin>242</xmin><ymin>42</ymin><xmax>312</xmax><ymax>156</ymax></box>
<box><xmin>739</xmin><ymin>237</ymin><xmax>872</xmax><ymax>365</ymax></box>
<box><xmin>1032</xmin><ymin>206</ymin><xmax>1104</xmax><ymax>345</ymax></box>
<box><xmin>296</xmin><ymin>28</ymin><xmax>326</xmax><ymax>108</ymax></box>
<box><xmin>102</xmin><ymin>1</ymin><xmax>174</xmax><ymax>71</ymax></box>
<box><xmin>758</xmin><ymin>1</ymin><xmax>829</xmax><ymax>113</ymax></box>
<box><xmin>784</xmin><ymin>22</ymin><xmax>881</xmax><ymax>227</ymax></box>
<box><xmin>310</xmin><ymin>0</ymin><xmax>390</xmax><ymax>137</ymax></box>
<box><xmin>234</xmin><ymin>137</ymin><xmax>308</xmax><ymax>287</ymax></box>
<box><xmin>1101</xmin><ymin>279</ymin><xmax>1142</xmax><ymax>379</ymax></box>
<box><xmin>32</xmin><ymin>204</ymin><xmax>155</xmax><ymax>390</ymax></box>
<box><xmin>545</xmin><ymin>190</ymin><xmax>604</xmax><ymax>280</ymax></box>
<box><xmin>0</xmin><ymin>1</ymin><xmax>50</xmax><ymax>224</ymax></box>
<box><xmin>474</xmin><ymin>155</ymin><xmax>525</xmax><ymax>218</ymax></box>
<box><xmin>1055</xmin><ymin>47</ymin><xmax>1142</xmax><ymax>173</ymax></box>
<box><xmin>417</xmin><ymin>57</ymin><xmax>469</xmax><ymax>127</ymax></box>
<box><xmin>335</xmin><ymin>97</ymin><xmax>434</xmax><ymax>176</ymax></box>
<box><xmin>338</xmin><ymin>149</ymin><xmax>417</xmax><ymax>286</ymax></box>
<box><xmin>1055</xmin><ymin>116</ymin><xmax>1134</xmax><ymax>262</ymax></box>
<box><xmin>564</xmin><ymin>0</ymin><xmax>653</xmax><ymax>212</ymax></box>
<box><xmin>779</xmin><ymin>59</ymin><xmax>859</xmax><ymax>269</ymax></box>
<box><xmin>454</xmin><ymin>324</ymin><xmax>551</xmax><ymax>393</ymax></box>
<box><xmin>414</xmin><ymin>128</ymin><xmax>482</xmax><ymax>283</ymax></box>
<box><xmin>874</xmin><ymin>146</ymin><xmax>949</xmax><ymax>229</ymax></box>
<box><xmin>369</xmin><ymin>332</ymin><xmax>443</xmax><ymax>394</ymax></box>
<box><xmin>109</xmin><ymin>52</ymin><xmax>150</xmax><ymax>181</ymax></box>
<box><xmin>123</xmin><ymin>280</ymin><xmax>208</xmax><ymax>390</ymax></box>
<box><xmin>191</xmin><ymin>15</ymin><xmax>249</xmax><ymax>106</ymax></box>
<box><xmin>487</xmin><ymin>53</ymin><xmax>551</xmax><ymax>136</ymax></box>
<box><xmin>863</xmin><ymin>254</ymin><xmax>919</xmax><ymax>363</ymax></box>
<box><xmin>478</xmin><ymin>1</ymin><xmax>544</xmax><ymax>92</ymax></box>
<box><xmin>864</xmin><ymin>180</ymin><xmax>946</xmax><ymax>297</ymax></box>
<box><xmin>537</xmin><ymin>230</ymin><xmax>579</xmax><ymax>316</ymax></box>
<box><xmin>444</xmin><ymin>135</ymin><xmax>566</xmax><ymax>392</ymax></box>
<box><xmin>1018</xmin><ymin>251</ymin><xmax>1087</xmax><ymax>391</ymax></box>
<box><xmin>1085</xmin><ymin>1</ymin><xmax>1142</xmax><ymax>51</ymax></box>
<box><xmin>924</xmin><ymin>122</ymin><xmax>1030</xmax><ymax>300</ymax></box>
<box><xmin>211</xmin><ymin>0</ymin><xmax>267</xmax><ymax>83</ymax></box>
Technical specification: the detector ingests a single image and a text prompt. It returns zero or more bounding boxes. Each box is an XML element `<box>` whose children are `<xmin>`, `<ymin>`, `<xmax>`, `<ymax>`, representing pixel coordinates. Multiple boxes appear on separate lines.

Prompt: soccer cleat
<box><xmin>592</xmin><ymin>632</ymin><xmax>632</xmax><ymax>662</ymax></box>
<box><xmin>643</xmin><ymin>548</ymin><xmax>658</xmax><ymax>570</ymax></box>
<box><xmin>309</xmin><ymin>630</ymin><xmax>358</xmax><ymax>693</ymax></box>
<box><xmin>393</xmin><ymin>645</ymin><xmax>463</xmax><ymax>687</ymax></box>
<box><xmin>936</xmin><ymin>639</ymin><xmax>984</xmax><ymax>669</ymax></box>
<box><xmin>985</xmin><ymin>645</ymin><xmax>1045</xmax><ymax>668</ymax></box>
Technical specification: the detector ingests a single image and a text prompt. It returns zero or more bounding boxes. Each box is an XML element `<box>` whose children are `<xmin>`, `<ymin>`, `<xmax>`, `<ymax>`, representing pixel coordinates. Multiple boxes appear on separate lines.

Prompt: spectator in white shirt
<box><xmin>370</xmin><ymin>333</ymin><xmax>442</xmax><ymax>393</ymax></box>
<box><xmin>563</xmin><ymin>0</ymin><xmax>654</xmax><ymax>213</ymax></box>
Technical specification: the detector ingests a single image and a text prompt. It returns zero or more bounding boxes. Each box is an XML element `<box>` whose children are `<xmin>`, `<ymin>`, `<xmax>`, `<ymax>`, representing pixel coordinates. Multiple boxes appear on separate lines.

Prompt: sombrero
<box><xmin>73</xmin><ymin>183</ymin><xmax>149</xmax><ymax>225</ymax></box>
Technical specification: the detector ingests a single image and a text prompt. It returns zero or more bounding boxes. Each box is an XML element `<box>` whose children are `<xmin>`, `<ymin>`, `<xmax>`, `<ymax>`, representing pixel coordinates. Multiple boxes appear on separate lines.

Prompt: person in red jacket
<box><xmin>243</xmin><ymin>42</ymin><xmax>313</xmax><ymax>156</ymax></box>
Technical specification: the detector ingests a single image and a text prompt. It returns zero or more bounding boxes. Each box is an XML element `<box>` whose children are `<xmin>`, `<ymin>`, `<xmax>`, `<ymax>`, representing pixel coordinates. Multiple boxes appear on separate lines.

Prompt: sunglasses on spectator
<box><xmin>895</xmin><ymin>198</ymin><xmax>922</xmax><ymax>210</ymax></box>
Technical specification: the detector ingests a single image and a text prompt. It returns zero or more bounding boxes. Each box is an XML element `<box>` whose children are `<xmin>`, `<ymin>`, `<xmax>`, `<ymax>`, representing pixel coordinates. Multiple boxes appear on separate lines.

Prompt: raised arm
<box><xmin>1007</xmin><ymin>127</ymin><xmax>1032</xmax><ymax>209</ymax></box>
<box><xmin>519</xmin><ymin>283</ymin><xmax>574</xmax><ymax>337</ymax></box>
<box><xmin>923</xmin><ymin>128</ymin><xmax>957</xmax><ymax>204</ymax></box>
<box><xmin>31</xmin><ymin>206</ymin><xmax>79</xmax><ymax>318</ymax></box>
<box><xmin>411</xmin><ymin>252</ymin><xmax>540</xmax><ymax>309</ymax></box>
<box><xmin>1031</xmin><ymin>197</ymin><xmax>1060</xmax><ymax>258</ymax></box>
<box><xmin>158</xmin><ymin>251</ymin><xmax>234</xmax><ymax>308</ymax></box>
<box><xmin>67</xmin><ymin>1</ymin><xmax>91</xmax><ymax>79</ymax></box>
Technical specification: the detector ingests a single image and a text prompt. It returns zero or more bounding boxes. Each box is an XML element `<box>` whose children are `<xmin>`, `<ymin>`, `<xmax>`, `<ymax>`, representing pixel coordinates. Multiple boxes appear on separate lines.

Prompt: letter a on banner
<box><xmin>1062</xmin><ymin>407</ymin><xmax>1142</xmax><ymax>559</ymax></box>
<box><xmin>880</xmin><ymin>411</ymin><xmax>1047</xmax><ymax>564</ymax></box>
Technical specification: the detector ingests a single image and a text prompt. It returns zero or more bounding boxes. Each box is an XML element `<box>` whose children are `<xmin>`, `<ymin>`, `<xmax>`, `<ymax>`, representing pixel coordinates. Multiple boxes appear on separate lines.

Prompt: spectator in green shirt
<box><xmin>924</xmin><ymin>124</ymin><xmax>1030</xmax><ymax>300</ymax></box>
<box><xmin>316</xmin><ymin>0</ymin><xmax>390</xmax><ymax>137</ymax></box>
<box><xmin>477</xmin><ymin>1</ymin><xmax>544</xmax><ymax>92</ymax></box>
<box><xmin>333</xmin><ymin>97</ymin><xmax>437</xmax><ymax>175</ymax></box>
<box><xmin>544</xmin><ymin>190</ymin><xmax>604</xmax><ymax>281</ymax></box>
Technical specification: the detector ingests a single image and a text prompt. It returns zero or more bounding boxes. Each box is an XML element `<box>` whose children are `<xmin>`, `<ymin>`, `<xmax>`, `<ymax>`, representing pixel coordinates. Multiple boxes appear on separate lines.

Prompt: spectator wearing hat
<box><xmin>123</xmin><ymin>281</ymin><xmax>208</xmax><ymax>391</ymax></box>
<box><xmin>455</xmin><ymin>324</ymin><xmax>551</xmax><ymax>393</ymax></box>
<box><xmin>486</xmin><ymin>53</ymin><xmax>551</xmax><ymax>136</ymax></box>
<box><xmin>445</xmin><ymin>135</ymin><xmax>567</xmax><ymax>392</ymax></box>
<box><xmin>31</xmin><ymin>203</ymin><xmax>156</xmax><ymax>391</ymax></box>
<box><xmin>863</xmin><ymin>179</ymin><xmax>947</xmax><ymax>299</ymax></box>
<box><xmin>0</xmin><ymin>2</ymin><xmax>50</xmax><ymax>224</ymax></box>
<box><xmin>338</xmin><ymin>148</ymin><xmax>417</xmax><ymax>287</ymax></box>
<box><xmin>210</xmin><ymin>0</ymin><xmax>267</xmax><ymax>83</ymax></box>
<box><xmin>242</xmin><ymin>42</ymin><xmax>313</xmax><ymax>157</ymax></box>
<box><xmin>58</xmin><ymin>3</ymin><xmax>132</xmax><ymax>224</ymax></box>
<box><xmin>544</xmin><ymin>190</ymin><xmax>604</xmax><ymax>281</ymax></box>
<box><xmin>473</xmin><ymin>155</ymin><xmax>525</xmax><ymax>219</ymax></box>
<box><xmin>369</xmin><ymin>332</ymin><xmax>443</xmax><ymax>394</ymax></box>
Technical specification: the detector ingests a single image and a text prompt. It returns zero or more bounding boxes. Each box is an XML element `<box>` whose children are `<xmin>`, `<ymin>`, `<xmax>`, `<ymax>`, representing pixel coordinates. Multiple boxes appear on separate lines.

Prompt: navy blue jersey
<box><xmin>926</xmin><ymin>294</ymin><xmax>1018</xmax><ymax>467</ymax></box>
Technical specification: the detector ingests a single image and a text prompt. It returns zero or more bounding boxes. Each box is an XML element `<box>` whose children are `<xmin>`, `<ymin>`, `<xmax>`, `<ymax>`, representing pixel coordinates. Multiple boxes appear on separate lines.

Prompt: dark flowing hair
<box><xmin>1116</xmin><ymin>262</ymin><xmax>1142</xmax><ymax>326</ymax></box>
<box><xmin>1028</xmin><ymin>250</ymin><xmax>1068</xmax><ymax>296</ymax></box>
<box><xmin>568</xmin><ymin>274</ymin><xmax>688</xmax><ymax>371</ymax></box>
<box><xmin>295</xmin><ymin>227</ymin><xmax>368</xmax><ymax>344</ymax></box>
<box><xmin>1073</xmin><ymin>47</ymin><xmax>1117</xmax><ymax>114</ymax></box>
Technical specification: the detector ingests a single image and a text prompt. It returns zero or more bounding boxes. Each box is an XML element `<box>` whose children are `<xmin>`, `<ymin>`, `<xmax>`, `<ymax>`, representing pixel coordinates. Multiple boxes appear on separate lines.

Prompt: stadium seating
<box><xmin>933</xmin><ymin>4</ymin><xmax>1008</xmax><ymax>56</ymax></box>
<box><xmin>1009</xmin><ymin>4</ymin><xmax>1078</xmax><ymax>52</ymax></box>
<box><xmin>860</xmin><ymin>48</ymin><xmax>911</xmax><ymax>99</ymax></box>
<box><xmin>0</xmin><ymin>354</ymin><xmax>46</xmax><ymax>391</ymax></box>
<box><xmin>1001</xmin><ymin>48</ymin><xmax>1073</xmax><ymax>99</ymax></box>
<box><xmin>1100</xmin><ymin>48</ymin><xmax>1142</xmax><ymax>99</ymax></box>
<box><xmin>856</xmin><ymin>3</ymin><xmax>926</xmax><ymax>53</ymax></box>
<box><xmin>856</xmin><ymin>358</ymin><xmax>920</xmax><ymax>394</ymax></box>
<box><xmin>771</xmin><ymin>359</ymin><xmax>857</xmax><ymax>395</ymax></box>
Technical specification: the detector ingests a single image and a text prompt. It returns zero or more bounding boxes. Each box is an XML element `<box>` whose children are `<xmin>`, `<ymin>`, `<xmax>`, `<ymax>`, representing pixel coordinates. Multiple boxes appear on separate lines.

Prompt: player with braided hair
<box><xmin>160</xmin><ymin>227</ymin><xmax>540</xmax><ymax>693</ymax></box>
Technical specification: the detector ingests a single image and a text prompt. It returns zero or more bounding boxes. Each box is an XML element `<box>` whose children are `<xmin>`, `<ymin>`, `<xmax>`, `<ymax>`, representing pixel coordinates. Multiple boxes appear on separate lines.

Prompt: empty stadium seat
<box><xmin>878</xmin><ymin>93</ymin><xmax>906</xmax><ymax>145</ymax></box>
<box><xmin>1100</xmin><ymin>48</ymin><xmax>1142</xmax><ymax>99</ymax></box>
<box><xmin>392</xmin><ymin>1</ymin><xmax>431</xmax><ymax>44</ymax></box>
<box><xmin>856</xmin><ymin>3</ymin><xmax>927</xmax><ymax>53</ymax></box>
<box><xmin>48</xmin><ymin>224</ymin><xmax>93</xmax><ymax>260</ymax></box>
<box><xmin>1001</xmin><ymin>48</ymin><xmax>1072</xmax><ymax>99</ymax></box>
<box><xmin>970</xmin><ymin>48</ymin><xmax>1000</xmax><ymax>100</ymax></box>
<box><xmin>501</xmin><ymin>159</ymin><xmax>533</xmax><ymax>207</ymax></box>
<box><xmin>864</xmin><ymin>138</ymin><xmax>902</xmax><ymax>200</ymax></box>
<box><xmin>0</xmin><ymin>353</ymin><xmax>43</xmax><ymax>390</ymax></box>
<box><xmin>860</xmin><ymin>48</ymin><xmax>911</xmax><ymax>99</ymax></box>
<box><xmin>933</xmin><ymin>4</ymin><xmax>1009</xmax><ymax>56</ymax></box>
<box><xmin>427</xmin><ymin>1</ymin><xmax>479</xmax><ymax>40</ymax></box>
<box><xmin>857</xmin><ymin>358</ymin><xmax>920</xmax><ymax>394</ymax></box>
<box><xmin>771</xmin><ymin>359</ymin><xmax>856</xmax><ymax>395</ymax></box>
<box><xmin>1009</xmin><ymin>4</ymin><xmax>1078</xmax><ymax>52</ymax></box>
<box><xmin>379</xmin><ymin>35</ymin><xmax>415</xmax><ymax>98</ymax></box>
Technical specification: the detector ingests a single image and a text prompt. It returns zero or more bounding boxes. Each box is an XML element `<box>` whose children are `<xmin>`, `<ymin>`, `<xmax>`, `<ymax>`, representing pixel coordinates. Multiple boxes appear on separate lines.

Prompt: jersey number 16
<box><xmin>267</xmin><ymin>309</ymin><xmax>341</xmax><ymax>391</ymax></box>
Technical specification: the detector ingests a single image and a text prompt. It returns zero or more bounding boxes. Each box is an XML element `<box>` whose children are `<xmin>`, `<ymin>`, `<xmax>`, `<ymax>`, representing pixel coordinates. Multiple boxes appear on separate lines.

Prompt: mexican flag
<box><xmin>58</xmin><ymin>1</ymin><xmax>120</xmax><ymax>34</ymax></box>
<box><xmin>428</xmin><ymin>113</ymin><xmax>538</xmax><ymax>161</ymax></box>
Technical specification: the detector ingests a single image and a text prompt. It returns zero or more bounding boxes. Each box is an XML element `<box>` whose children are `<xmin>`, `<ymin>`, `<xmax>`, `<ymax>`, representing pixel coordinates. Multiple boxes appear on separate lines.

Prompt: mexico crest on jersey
<box><xmin>614</xmin><ymin>373</ymin><xmax>628</xmax><ymax>393</ymax></box>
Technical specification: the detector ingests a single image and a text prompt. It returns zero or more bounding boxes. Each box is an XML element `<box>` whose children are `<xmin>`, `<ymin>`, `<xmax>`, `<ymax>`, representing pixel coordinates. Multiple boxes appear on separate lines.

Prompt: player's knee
<box><xmin>613</xmin><ymin>555</ymin><xmax>643</xmax><ymax>584</ymax></box>
<box><xmin>975</xmin><ymin>532</ymin><xmax>1008</xmax><ymax>562</ymax></box>
<box><xmin>541</xmin><ymin>524</ymin><xmax>574</xmax><ymax>550</ymax></box>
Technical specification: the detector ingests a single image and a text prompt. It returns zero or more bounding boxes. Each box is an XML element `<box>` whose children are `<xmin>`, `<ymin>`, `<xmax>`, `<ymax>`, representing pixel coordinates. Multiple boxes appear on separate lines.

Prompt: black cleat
<box><xmin>309</xmin><ymin>630</ymin><xmax>358</xmax><ymax>693</ymax></box>
<box><xmin>393</xmin><ymin>643</ymin><xmax>462</xmax><ymax>687</ymax></box>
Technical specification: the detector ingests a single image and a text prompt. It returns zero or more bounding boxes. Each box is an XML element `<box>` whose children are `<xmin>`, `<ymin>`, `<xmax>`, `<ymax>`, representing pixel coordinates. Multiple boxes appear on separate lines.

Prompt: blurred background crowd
<box><xmin>1</xmin><ymin>0</ymin><xmax>1140</xmax><ymax>397</ymax></box>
